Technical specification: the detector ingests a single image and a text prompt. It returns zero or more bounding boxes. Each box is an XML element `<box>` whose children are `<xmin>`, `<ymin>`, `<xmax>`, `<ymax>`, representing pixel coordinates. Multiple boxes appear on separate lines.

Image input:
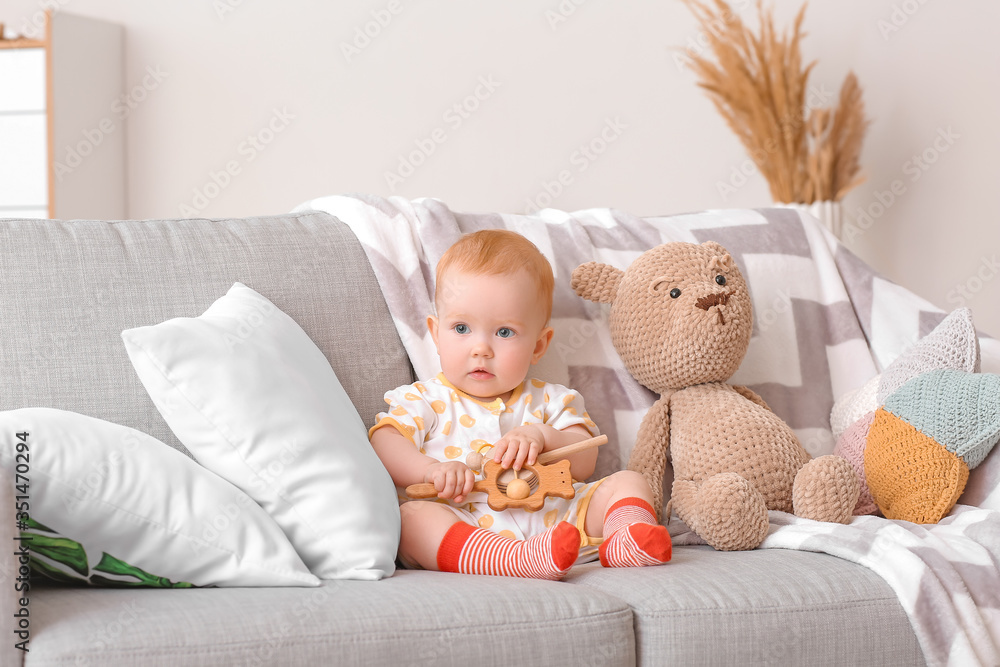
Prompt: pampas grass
<box><xmin>681</xmin><ymin>0</ymin><xmax>868</xmax><ymax>203</ymax></box>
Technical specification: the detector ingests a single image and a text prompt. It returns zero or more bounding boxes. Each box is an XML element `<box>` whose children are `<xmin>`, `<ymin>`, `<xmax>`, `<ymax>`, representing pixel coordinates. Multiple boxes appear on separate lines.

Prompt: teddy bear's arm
<box><xmin>731</xmin><ymin>385</ymin><xmax>772</xmax><ymax>412</ymax></box>
<box><xmin>626</xmin><ymin>392</ymin><xmax>673</xmax><ymax>518</ymax></box>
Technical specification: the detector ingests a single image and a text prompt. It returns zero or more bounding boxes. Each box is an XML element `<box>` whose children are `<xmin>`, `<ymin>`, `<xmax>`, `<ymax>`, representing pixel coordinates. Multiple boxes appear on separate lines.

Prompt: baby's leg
<box><xmin>584</xmin><ymin>470</ymin><xmax>671</xmax><ymax>567</ymax></box>
<box><xmin>398</xmin><ymin>501</ymin><xmax>463</xmax><ymax>570</ymax></box>
<box><xmin>399</xmin><ymin>501</ymin><xmax>578</xmax><ymax>579</ymax></box>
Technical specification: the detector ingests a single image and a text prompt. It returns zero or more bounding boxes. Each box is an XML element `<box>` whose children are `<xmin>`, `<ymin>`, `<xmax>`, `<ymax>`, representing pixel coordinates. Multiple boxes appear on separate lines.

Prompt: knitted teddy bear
<box><xmin>572</xmin><ymin>240</ymin><xmax>860</xmax><ymax>551</ymax></box>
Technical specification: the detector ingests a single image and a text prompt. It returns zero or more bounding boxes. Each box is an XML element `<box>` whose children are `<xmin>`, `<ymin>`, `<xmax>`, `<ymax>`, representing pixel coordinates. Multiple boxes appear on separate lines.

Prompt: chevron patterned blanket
<box><xmin>297</xmin><ymin>193</ymin><xmax>1000</xmax><ymax>667</ymax></box>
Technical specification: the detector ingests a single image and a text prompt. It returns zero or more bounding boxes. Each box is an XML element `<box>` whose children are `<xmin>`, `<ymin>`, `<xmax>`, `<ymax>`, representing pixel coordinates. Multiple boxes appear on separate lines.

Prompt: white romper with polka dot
<box><xmin>370</xmin><ymin>374</ymin><xmax>605</xmax><ymax>558</ymax></box>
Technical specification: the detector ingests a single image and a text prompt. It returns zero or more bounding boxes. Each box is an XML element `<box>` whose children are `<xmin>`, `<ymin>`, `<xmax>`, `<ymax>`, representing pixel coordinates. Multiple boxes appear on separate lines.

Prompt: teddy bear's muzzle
<box><xmin>696</xmin><ymin>289</ymin><xmax>735</xmax><ymax>324</ymax></box>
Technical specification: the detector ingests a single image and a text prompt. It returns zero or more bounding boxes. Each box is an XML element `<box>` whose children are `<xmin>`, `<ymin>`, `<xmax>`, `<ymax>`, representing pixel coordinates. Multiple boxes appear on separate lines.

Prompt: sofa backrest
<box><xmin>0</xmin><ymin>211</ymin><xmax>415</xmax><ymax>456</ymax></box>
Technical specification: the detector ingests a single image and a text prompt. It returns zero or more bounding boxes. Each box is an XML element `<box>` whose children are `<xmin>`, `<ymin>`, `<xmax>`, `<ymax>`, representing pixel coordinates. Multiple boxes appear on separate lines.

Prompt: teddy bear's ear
<box><xmin>572</xmin><ymin>262</ymin><xmax>624</xmax><ymax>304</ymax></box>
<box><xmin>701</xmin><ymin>240</ymin><xmax>735</xmax><ymax>269</ymax></box>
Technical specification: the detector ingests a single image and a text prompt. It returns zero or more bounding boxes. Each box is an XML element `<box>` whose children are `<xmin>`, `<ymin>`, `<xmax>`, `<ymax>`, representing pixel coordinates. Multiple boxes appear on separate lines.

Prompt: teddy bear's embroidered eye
<box><xmin>669</xmin><ymin>288</ymin><xmax>681</xmax><ymax>299</ymax></box>
<box><xmin>715</xmin><ymin>275</ymin><xmax>726</xmax><ymax>286</ymax></box>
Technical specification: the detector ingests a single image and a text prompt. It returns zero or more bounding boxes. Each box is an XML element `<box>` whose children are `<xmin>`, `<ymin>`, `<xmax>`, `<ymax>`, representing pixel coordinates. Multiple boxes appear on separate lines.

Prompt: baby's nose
<box><xmin>471</xmin><ymin>338</ymin><xmax>493</xmax><ymax>356</ymax></box>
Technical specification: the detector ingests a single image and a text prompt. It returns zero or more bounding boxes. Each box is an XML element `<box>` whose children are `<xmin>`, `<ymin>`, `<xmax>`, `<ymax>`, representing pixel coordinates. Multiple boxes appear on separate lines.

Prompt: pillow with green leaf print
<box><xmin>0</xmin><ymin>408</ymin><xmax>319</xmax><ymax>588</ymax></box>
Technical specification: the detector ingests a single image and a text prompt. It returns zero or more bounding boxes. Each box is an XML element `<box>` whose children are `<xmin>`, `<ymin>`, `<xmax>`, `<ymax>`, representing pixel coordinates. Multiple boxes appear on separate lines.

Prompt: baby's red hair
<box><xmin>435</xmin><ymin>229</ymin><xmax>554</xmax><ymax>323</ymax></box>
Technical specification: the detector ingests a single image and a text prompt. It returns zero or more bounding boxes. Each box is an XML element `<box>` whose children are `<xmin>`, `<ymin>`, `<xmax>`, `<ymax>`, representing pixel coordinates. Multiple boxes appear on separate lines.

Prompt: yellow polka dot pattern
<box><xmin>371</xmin><ymin>375</ymin><xmax>601</xmax><ymax>538</ymax></box>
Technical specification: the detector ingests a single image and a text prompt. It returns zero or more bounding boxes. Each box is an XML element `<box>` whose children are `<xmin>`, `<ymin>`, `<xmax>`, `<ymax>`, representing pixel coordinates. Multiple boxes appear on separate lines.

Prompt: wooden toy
<box><xmin>465</xmin><ymin>451</ymin><xmax>484</xmax><ymax>473</ymax></box>
<box><xmin>405</xmin><ymin>434</ymin><xmax>607</xmax><ymax>511</ymax></box>
<box><xmin>504</xmin><ymin>469</ymin><xmax>531</xmax><ymax>500</ymax></box>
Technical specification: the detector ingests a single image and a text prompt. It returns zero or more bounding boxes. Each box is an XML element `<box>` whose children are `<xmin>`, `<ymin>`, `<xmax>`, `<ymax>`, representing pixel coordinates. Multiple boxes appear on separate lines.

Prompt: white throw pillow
<box><xmin>122</xmin><ymin>282</ymin><xmax>400</xmax><ymax>580</ymax></box>
<box><xmin>0</xmin><ymin>408</ymin><xmax>319</xmax><ymax>587</ymax></box>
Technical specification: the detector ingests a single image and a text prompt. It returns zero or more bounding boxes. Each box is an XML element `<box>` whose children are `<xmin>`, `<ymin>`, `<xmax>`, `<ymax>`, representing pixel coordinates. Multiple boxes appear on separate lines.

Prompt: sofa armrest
<box><xmin>2</xmin><ymin>461</ymin><xmax>24</xmax><ymax>665</ymax></box>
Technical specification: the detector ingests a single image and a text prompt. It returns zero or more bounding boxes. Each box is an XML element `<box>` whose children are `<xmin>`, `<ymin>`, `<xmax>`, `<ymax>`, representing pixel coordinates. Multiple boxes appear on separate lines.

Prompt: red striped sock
<box><xmin>437</xmin><ymin>521</ymin><xmax>579</xmax><ymax>580</ymax></box>
<box><xmin>599</xmin><ymin>497</ymin><xmax>671</xmax><ymax>567</ymax></box>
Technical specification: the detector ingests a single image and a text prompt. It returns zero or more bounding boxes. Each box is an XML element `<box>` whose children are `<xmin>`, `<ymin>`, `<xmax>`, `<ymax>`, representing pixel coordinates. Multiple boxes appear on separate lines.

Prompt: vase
<box><xmin>774</xmin><ymin>201</ymin><xmax>844</xmax><ymax>240</ymax></box>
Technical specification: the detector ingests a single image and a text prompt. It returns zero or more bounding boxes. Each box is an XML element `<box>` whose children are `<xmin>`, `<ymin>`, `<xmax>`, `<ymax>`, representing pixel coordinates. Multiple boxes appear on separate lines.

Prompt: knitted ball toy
<box><xmin>835</xmin><ymin>370</ymin><xmax>1000</xmax><ymax>524</ymax></box>
<box><xmin>863</xmin><ymin>369</ymin><xmax>1000</xmax><ymax>522</ymax></box>
<box><xmin>572</xmin><ymin>241</ymin><xmax>859</xmax><ymax>551</ymax></box>
<box><xmin>830</xmin><ymin>308</ymin><xmax>998</xmax><ymax>523</ymax></box>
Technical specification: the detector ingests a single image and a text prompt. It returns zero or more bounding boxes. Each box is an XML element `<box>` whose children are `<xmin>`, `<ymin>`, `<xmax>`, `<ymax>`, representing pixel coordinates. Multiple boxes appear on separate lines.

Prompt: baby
<box><xmin>369</xmin><ymin>229</ymin><xmax>671</xmax><ymax>580</ymax></box>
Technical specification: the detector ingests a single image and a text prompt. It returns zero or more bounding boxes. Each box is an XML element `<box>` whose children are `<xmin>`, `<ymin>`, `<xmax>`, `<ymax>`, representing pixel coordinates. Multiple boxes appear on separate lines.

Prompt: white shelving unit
<box><xmin>0</xmin><ymin>11</ymin><xmax>124</xmax><ymax>220</ymax></box>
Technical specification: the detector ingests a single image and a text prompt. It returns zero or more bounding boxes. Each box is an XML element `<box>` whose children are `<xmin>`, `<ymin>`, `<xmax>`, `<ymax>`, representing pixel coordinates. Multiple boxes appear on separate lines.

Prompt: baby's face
<box><xmin>428</xmin><ymin>268</ymin><xmax>552</xmax><ymax>403</ymax></box>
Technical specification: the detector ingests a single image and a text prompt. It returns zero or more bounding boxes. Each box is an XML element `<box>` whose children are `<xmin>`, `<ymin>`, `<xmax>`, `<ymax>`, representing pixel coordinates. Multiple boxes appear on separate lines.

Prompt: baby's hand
<box><xmin>492</xmin><ymin>425</ymin><xmax>545</xmax><ymax>471</ymax></box>
<box><xmin>423</xmin><ymin>461</ymin><xmax>476</xmax><ymax>504</ymax></box>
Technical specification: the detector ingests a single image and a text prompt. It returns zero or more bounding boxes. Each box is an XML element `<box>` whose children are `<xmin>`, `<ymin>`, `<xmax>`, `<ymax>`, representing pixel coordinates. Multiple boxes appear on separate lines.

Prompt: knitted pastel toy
<box><xmin>831</xmin><ymin>309</ymin><xmax>1000</xmax><ymax>523</ymax></box>
<box><xmin>572</xmin><ymin>241</ymin><xmax>859</xmax><ymax>551</ymax></box>
<box><xmin>863</xmin><ymin>370</ymin><xmax>1000</xmax><ymax>522</ymax></box>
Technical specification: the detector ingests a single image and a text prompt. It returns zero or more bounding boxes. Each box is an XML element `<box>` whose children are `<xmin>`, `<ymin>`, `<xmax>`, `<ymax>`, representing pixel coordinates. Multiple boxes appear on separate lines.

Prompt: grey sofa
<box><xmin>0</xmin><ymin>211</ymin><xmax>924</xmax><ymax>666</ymax></box>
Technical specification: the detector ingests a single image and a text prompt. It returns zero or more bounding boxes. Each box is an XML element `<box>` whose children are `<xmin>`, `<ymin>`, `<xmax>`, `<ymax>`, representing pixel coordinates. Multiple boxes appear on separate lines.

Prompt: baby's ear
<box><xmin>572</xmin><ymin>262</ymin><xmax>624</xmax><ymax>304</ymax></box>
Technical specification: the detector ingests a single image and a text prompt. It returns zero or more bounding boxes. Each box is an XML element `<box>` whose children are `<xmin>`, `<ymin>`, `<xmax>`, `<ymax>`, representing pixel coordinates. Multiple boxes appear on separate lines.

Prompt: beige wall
<box><xmin>3</xmin><ymin>0</ymin><xmax>998</xmax><ymax>334</ymax></box>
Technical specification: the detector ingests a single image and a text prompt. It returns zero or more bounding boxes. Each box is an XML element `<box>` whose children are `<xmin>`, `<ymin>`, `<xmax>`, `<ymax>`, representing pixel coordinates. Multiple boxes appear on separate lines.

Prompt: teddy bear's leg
<box><xmin>627</xmin><ymin>397</ymin><xmax>672</xmax><ymax>519</ymax></box>
<box><xmin>792</xmin><ymin>455</ymin><xmax>860</xmax><ymax>524</ymax></box>
<box><xmin>673</xmin><ymin>473</ymin><xmax>769</xmax><ymax>551</ymax></box>
<box><xmin>632</xmin><ymin>459</ymin><xmax>667</xmax><ymax>520</ymax></box>
<box><xmin>668</xmin><ymin>479</ymin><xmax>700</xmax><ymax>532</ymax></box>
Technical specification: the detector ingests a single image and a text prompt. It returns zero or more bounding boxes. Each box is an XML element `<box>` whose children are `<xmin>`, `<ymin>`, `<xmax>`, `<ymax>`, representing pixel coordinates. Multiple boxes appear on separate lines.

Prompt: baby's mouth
<box><xmin>469</xmin><ymin>368</ymin><xmax>494</xmax><ymax>380</ymax></box>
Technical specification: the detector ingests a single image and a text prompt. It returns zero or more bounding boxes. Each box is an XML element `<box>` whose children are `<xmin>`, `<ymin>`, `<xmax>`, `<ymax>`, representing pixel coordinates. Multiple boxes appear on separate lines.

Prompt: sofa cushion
<box><xmin>0</xmin><ymin>213</ymin><xmax>414</xmax><ymax>456</ymax></box>
<box><xmin>566</xmin><ymin>546</ymin><xmax>924</xmax><ymax>666</ymax></box>
<box><xmin>1</xmin><ymin>408</ymin><xmax>319</xmax><ymax>588</ymax></box>
<box><xmin>26</xmin><ymin>571</ymin><xmax>635</xmax><ymax>666</ymax></box>
<box><xmin>122</xmin><ymin>282</ymin><xmax>400</xmax><ymax>580</ymax></box>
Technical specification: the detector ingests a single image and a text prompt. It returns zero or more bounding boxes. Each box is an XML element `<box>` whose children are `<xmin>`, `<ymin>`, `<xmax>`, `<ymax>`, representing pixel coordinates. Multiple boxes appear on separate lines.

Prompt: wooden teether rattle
<box><xmin>405</xmin><ymin>434</ymin><xmax>608</xmax><ymax>512</ymax></box>
<box><xmin>505</xmin><ymin>468</ymin><xmax>531</xmax><ymax>500</ymax></box>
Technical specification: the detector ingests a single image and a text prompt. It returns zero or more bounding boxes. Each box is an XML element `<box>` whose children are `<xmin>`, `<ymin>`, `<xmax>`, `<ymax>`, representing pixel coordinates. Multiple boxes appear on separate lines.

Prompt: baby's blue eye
<box><xmin>496</xmin><ymin>327</ymin><xmax>515</xmax><ymax>339</ymax></box>
<box><xmin>454</xmin><ymin>324</ymin><xmax>470</xmax><ymax>334</ymax></box>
